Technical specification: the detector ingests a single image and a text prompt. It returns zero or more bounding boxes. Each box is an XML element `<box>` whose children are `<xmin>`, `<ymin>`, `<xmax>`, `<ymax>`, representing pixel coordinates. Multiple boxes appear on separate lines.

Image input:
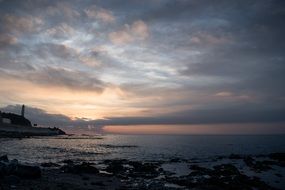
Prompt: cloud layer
<box><xmin>0</xmin><ymin>0</ymin><xmax>285</xmax><ymax>132</ymax></box>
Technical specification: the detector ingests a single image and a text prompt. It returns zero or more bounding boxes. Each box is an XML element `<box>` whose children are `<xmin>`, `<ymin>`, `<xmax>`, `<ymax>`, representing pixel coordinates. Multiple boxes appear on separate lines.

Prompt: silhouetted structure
<box><xmin>0</xmin><ymin>105</ymin><xmax>32</xmax><ymax>127</ymax></box>
<box><xmin>0</xmin><ymin>112</ymin><xmax>32</xmax><ymax>126</ymax></box>
<box><xmin>0</xmin><ymin>105</ymin><xmax>66</xmax><ymax>137</ymax></box>
<box><xmin>21</xmin><ymin>105</ymin><xmax>25</xmax><ymax>117</ymax></box>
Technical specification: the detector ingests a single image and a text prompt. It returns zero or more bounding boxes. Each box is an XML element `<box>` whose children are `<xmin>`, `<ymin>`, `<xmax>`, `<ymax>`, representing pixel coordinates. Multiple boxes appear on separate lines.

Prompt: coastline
<box><xmin>0</xmin><ymin>123</ymin><xmax>65</xmax><ymax>138</ymax></box>
<box><xmin>1</xmin><ymin>152</ymin><xmax>284</xmax><ymax>190</ymax></box>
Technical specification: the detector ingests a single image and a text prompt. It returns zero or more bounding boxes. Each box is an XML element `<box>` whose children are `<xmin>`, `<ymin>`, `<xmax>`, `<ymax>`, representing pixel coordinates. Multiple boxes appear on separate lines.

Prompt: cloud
<box><xmin>32</xmin><ymin>43</ymin><xmax>103</xmax><ymax>67</ymax></box>
<box><xmin>0</xmin><ymin>34</ymin><xmax>17</xmax><ymax>48</ymax></box>
<box><xmin>190</xmin><ymin>32</ymin><xmax>232</xmax><ymax>45</ymax></box>
<box><xmin>0</xmin><ymin>67</ymin><xmax>106</xmax><ymax>93</ymax></box>
<box><xmin>85</xmin><ymin>6</ymin><xmax>115</xmax><ymax>23</ymax></box>
<box><xmin>96</xmin><ymin>106</ymin><xmax>285</xmax><ymax>126</ymax></box>
<box><xmin>2</xmin><ymin>14</ymin><xmax>44</xmax><ymax>34</ymax></box>
<box><xmin>46</xmin><ymin>2</ymin><xmax>80</xmax><ymax>19</ymax></box>
<box><xmin>27</xmin><ymin>67</ymin><xmax>106</xmax><ymax>92</ymax></box>
<box><xmin>45</xmin><ymin>23</ymin><xmax>75</xmax><ymax>38</ymax></box>
<box><xmin>34</xmin><ymin>43</ymin><xmax>78</xmax><ymax>59</ymax></box>
<box><xmin>215</xmin><ymin>91</ymin><xmax>233</xmax><ymax>97</ymax></box>
<box><xmin>0</xmin><ymin>0</ymin><xmax>285</xmax><ymax>132</ymax></box>
<box><xmin>109</xmin><ymin>20</ymin><xmax>149</xmax><ymax>44</ymax></box>
<box><xmin>131</xmin><ymin>20</ymin><xmax>149</xmax><ymax>39</ymax></box>
<box><xmin>79</xmin><ymin>52</ymin><xmax>102</xmax><ymax>67</ymax></box>
<box><xmin>1</xmin><ymin>104</ymin><xmax>284</xmax><ymax>135</ymax></box>
<box><xmin>109</xmin><ymin>29</ymin><xmax>133</xmax><ymax>44</ymax></box>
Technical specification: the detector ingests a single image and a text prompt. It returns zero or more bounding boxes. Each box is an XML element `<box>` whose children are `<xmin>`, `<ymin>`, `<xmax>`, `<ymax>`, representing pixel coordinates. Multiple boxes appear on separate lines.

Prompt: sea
<box><xmin>1</xmin><ymin>134</ymin><xmax>285</xmax><ymax>164</ymax></box>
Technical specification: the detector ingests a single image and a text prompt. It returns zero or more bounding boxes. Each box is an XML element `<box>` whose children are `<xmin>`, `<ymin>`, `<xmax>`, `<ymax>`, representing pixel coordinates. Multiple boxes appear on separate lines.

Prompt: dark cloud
<box><xmin>0</xmin><ymin>66</ymin><xmax>106</xmax><ymax>93</ymax></box>
<box><xmin>24</xmin><ymin>67</ymin><xmax>106</xmax><ymax>92</ymax></box>
<box><xmin>1</xmin><ymin>104</ymin><xmax>284</xmax><ymax>132</ymax></box>
<box><xmin>33</xmin><ymin>43</ymin><xmax>77</xmax><ymax>59</ymax></box>
<box><xmin>0</xmin><ymin>34</ymin><xmax>17</xmax><ymax>48</ymax></box>
<box><xmin>96</xmin><ymin>104</ymin><xmax>285</xmax><ymax>126</ymax></box>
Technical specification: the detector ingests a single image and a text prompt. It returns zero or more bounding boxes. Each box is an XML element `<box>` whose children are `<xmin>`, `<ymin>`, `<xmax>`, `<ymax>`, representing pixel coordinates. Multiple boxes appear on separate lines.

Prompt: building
<box><xmin>0</xmin><ymin>105</ymin><xmax>32</xmax><ymax>127</ymax></box>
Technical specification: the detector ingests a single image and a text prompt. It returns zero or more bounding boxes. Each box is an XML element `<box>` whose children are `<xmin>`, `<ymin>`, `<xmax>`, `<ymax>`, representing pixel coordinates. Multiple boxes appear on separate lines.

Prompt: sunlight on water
<box><xmin>1</xmin><ymin>134</ymin><xmax>285</xmax><ymax>164</ymax></box>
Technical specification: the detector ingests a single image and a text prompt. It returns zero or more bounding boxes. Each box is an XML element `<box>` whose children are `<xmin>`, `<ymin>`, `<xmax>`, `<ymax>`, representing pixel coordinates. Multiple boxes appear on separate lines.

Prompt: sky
<box><xmin>0</xmin><ymin>0</ymin><xmax>285</xmax><ymax>134</ymax></box>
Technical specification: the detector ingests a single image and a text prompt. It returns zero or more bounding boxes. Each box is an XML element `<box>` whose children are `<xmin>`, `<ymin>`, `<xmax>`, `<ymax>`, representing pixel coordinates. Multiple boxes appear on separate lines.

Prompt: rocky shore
<box><xmin>1</xmin><ymin>153</ymin><xmax>284</xmax><ymax>190</ymax></box>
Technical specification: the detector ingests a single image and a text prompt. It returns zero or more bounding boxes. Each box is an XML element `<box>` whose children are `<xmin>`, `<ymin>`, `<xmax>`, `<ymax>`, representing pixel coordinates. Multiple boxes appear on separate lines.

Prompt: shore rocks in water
<box><xmin>269</xmin><ymin>153</ymin><xmax>285</xmax><ymax>164</ymax></box>
<box><xmin>0</xmin><ymin>155</ymin><xmax>41</xmax><ymax>180</ymax></box>
<box><xmin>0</xmin><ymin>155</ymin><xmax>9</xmax><ymax>162</ymax></box>
<box><xmin>167</xmin><ymin>163</ymin><xmax>274</xmax><ymax>190</ymax></box>
<box><xmin>40</xmin><ymin>162</ymin><xmax>60</xmax><ymax>168</ymax></box>
<box><xmin>228</xmin><ymin>154</ymin><xmax>243</xmax><ymax>159</ymax></box>
<box><xmin>103</xmin><ymin>159</ymin><xmax>161</xmax><ymax>179</ymax></box>
<box><xmin>130</xmin><ymin>162</ymin><xmax>160</xmax><ymax>179</ymax></box>
<box><xmin>105</xmin><ymin>160</ymin><xmax>125</xmax><ymax>174</ymax></box>
<box><xmin>1</xmin><ymin>152</ymin><xmax>284</xmax><ymax>190</ymax></box>
<box><xmin>14</xmin><ymin>164</ymin><xmax>41</xmax><ymax>179</ymax></box>
<box><xmin>243</xmin><ymin>156</ymin><xmax>281</xmax><ymax>172</ymax></box>
<box><xmin>61</xmin><ymin>162</ymin><xmax>99</xmax><ymax>174</ymax></box>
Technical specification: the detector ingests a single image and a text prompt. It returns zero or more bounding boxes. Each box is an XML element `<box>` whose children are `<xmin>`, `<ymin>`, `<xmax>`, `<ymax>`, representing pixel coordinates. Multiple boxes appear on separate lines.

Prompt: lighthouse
<box><xmin>21</xmin><ymin>105</ymin><xmax>25</xmax><ymax>117</ymax></box>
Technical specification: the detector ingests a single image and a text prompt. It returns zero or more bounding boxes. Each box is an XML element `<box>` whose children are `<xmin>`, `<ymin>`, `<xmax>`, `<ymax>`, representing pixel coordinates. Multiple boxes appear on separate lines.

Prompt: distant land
<box><xmin>0</xmin><ymin>105</ymin><xmax>65</xmax><ymax>138</ymax></box>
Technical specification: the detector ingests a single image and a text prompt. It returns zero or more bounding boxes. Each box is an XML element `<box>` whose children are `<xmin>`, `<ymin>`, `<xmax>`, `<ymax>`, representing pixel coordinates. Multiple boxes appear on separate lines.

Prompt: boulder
<box><xmin>269</xmin><ymin>152</ymin><xmax>285</xmax><ymax>162</ymax></box>
<box><xmin>229</xmin><ymin>154</ymin><xmax>243</xmax><ymax>159</ymax></box>
<box><xmin>105</xmin><ymin>161</ymin><xmax>125</xmax><ymax>174</ymax></box>
<box><xmin>213</xmin><ymin>164</ymin><xmax>241</xmax><ymax>176</ymax></box>
<box><xmin>61</xmin><ymin>162</ymin><xmax>99</xmax><ymax>174</ymax></box>
<box><xmin>0</xmin><ymin>162</ymin><xmax>7</xmax><ymax>177</ymax></box>
<box><xmin>14</xmin><ymin>165</ymin><xmax>41</xmax><ymax>179</ymax></box>
<box><xmin>3</xmin><ymin>175</ymin><xmax>21</xmax><ymax>184</ymax></box>
<box><xmin>129</xmin><ymin>162</ymin><xmax>160</xmax><ymax>178</ymax></box>
<box><xmin>0</xmin><ymin>155</ymin><xmax>9</xmax><ymax>162</ymax></box>
<box><xmin>41</xmin><ymin>162</ymin><xmax>60</xmax><ymax>167</ymax></box>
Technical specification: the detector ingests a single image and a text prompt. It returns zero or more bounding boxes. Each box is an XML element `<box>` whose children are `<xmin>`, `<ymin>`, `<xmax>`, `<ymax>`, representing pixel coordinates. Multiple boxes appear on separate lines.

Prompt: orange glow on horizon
<box><xmin>103</xmin><ymin>124</ymin><xmax>285</xmax><ymax>135</ymax></box>
<box><xmin>0</xmin><ymin>78</ymin><xmax>149</xmax><ymax>119</ymax></box>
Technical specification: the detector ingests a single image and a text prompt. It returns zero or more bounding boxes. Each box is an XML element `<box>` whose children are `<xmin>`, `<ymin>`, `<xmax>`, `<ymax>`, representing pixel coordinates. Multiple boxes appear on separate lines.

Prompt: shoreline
<box><xmin>1</xmin><ymin>152</ymin><xmax>284</xmax><ymax>190</ymax></box>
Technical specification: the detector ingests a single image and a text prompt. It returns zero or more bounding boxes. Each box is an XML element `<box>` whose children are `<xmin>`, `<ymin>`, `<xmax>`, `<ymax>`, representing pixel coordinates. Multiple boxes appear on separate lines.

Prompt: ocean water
<box><xmin>0</xmin><ymin>134</ymin><xmax>285</xmax><ymax>164</ymax></box>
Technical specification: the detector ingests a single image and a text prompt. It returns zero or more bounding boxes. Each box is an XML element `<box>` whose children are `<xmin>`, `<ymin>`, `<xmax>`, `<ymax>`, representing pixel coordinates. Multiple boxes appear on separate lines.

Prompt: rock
<box><xmin>213</xmin><ymin>164</ymin><xmax>241</xmax><ymax>176</ymax></box>
<box><xmin>14</xmin><ymin>165</ymin><xmax>41</xmax><ymax>179</ymax></box>
<box><xmin>244</xmin><ymin>156</ymin><xmax>275</xmax><ymax>172</ymax></box>
<box><xmin>269</xmin><ymin>152</ymin><xmax>285</xmax><ymax>162</ymax></box>
<box><xmin>10</xmin><ymin>159</ymin><xmax>18</xmax><ymax>165</ymax></box>
<box><xmin>3</xmin><ymin>175</ymin><xmax>21</xmax><ymax>184</ymax></box>
<box><xmin>244</xmin><ymin>156</ymin><xmax>255</xmax><ymax>167</ymax></box>
<box><xmin>6</xmin><ymin>159</ymin><xmax>18</xmax><ymax>174</ymax></box>
<box><xmin>129</xmin><ymin>162</ymin><xmax>160</xmax><ymax>178</ymax></box>
<box><xmin>251</xmin><ymin>161</ymin><xmax>272</xmax><ymax>172</ymax></box>
<box><xmin>132</xmin><ymin>162</ymin><xmax>158</xmax><ymax>173</ymax></box>
<box><xmin>62</xmin><ymin>159</ymin><xmax>74</xmax><ymax>165</ymax></box>
<box><xmin>229</xmin><ymin>154</ymin><xmax>243</xmax><ymax>159</ymax></box>
<box><xmin>90</xmin><ymin>181</ymin><xmax>105</xmax><ymax>186</ymax></box>
<box><xmin>61</xmin><ymin>162</ymin><xmax>99</xmax><ymax>174</ymax></box>
<box><xmin>169</xmin><ymin>158</ymin><xmax>181</xmax><ymax>162</ymax></box>
<box><xmin>147</xmin><ymin>181</ymin><xmax>165</xmax><ymax>190</ymax></box>
<box><xmin>0</xmin><ymin>162</ymin><xmax>7</xmax><ymax>177</ymax></box>
<box><xmin>189</xmin><ymin>165</ymin><xmax>213</xmax><ymax>177</ymax></box>
<box><xmin>105</xmin><ymin>160</ymin><xmax>125</xmax><ymax>174</ymax></box>
<box><xmin>0</xmin><ymin>155</ymin><xmax>9</xmax><ymax>162</ymax></box>
<box><xmin>41</xmin><ymin>162</ymin><xmax>60</xmax><ymax>167</ymax></box>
